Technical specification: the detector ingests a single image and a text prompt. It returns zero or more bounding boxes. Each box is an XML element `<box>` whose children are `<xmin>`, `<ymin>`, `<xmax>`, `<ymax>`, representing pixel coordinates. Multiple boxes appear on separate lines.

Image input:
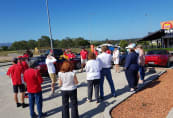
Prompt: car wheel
<box><xmin>167</xmin><ymin>61</ymin><xmax>171</xmax><ymax>68</ymax></box>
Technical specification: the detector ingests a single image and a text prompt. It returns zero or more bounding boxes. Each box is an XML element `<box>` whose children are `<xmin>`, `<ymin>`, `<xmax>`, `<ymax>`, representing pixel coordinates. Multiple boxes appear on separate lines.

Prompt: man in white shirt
<box><xmin>46</xmin><ymin>53</ymin><xmax>57</xmax><ymax>97</ymax></box>
<box><xmin>97</xmin><ymin>46</ymin><xmax>116</xmax><ymax>99</ymax></box>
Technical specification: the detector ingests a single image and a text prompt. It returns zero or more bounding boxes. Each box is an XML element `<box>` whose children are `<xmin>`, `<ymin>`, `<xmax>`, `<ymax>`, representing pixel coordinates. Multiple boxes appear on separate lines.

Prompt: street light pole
<box><xmin>45</xmin><ymin>0</ymin><xmax>53</xmax><ymax>51</ymax></box>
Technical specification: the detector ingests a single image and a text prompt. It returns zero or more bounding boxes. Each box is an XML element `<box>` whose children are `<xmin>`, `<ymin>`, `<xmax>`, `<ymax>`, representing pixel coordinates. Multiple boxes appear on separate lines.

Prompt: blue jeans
<box><xmin>100</xmin><ymin>68</ymin><xmax>116</xmax><ymax>98</ymax></box>
<box><xmin>28</xmin><ymin>92</ymin><xmax>43</xmax><ymax>118</ymax></box>
<box><xmin>139</xmin><ymin>66</ymin><xmax>145</xmax><ymax>80</ymax></box>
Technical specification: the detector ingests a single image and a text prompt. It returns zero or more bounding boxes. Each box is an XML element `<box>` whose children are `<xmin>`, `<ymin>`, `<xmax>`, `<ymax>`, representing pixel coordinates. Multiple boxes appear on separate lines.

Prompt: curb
<box><xmin>104</xmin><ymin>70</ymin><xmax>167</xmax><ymax>118</ymax></box>
<box><xmin>0</xmin><ymin>62</ymin><xmax>12</xmax><ymax>67</ymax></box>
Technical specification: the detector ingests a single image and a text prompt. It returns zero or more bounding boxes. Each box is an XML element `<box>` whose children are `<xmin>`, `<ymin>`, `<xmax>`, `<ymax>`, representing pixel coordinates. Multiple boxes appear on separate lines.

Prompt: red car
<box><xmin>145</xmin><ymin>50</ymin><xmax>173</xmax><ymax>67</ymax></box>
<box><xmin>29</xmin><ymin>49</ymin><xmax>81</xmax><ymax>76</ymax></box>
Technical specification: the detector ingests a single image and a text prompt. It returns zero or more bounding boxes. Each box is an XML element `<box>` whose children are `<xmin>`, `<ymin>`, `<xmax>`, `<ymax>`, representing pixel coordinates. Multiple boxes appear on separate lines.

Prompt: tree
<box><xmin>119</xmin><ymin>40</ymin><xmax>128</xmax><ymax>49</ymax></box>
<box><xmin>10</xmin><ymin>40</ymin><xmax>29</xmax><ymax>50</ymax></box>
<box><xmin>28</xmin><ymin>40</ymin><xmax>37</xmax><ymax>49</ymax></box>
<box><xmin>1</xmin><ymin>46</ymin><xmax>8</xmax><ymax>51</ymax></box>
<box><xmin>74</xmin><ymin>37</ymin><xmax>90</xmax><ymax>48</ymax></box>
<box><xmin>53</xmin><ymin>39</ymin><xmax>61</xmax><ymax>48</ymax></box>
<box><xmin>37</xmin><ymin>36</ymin><xmax>51</xmax><ymax>48</ymax></box>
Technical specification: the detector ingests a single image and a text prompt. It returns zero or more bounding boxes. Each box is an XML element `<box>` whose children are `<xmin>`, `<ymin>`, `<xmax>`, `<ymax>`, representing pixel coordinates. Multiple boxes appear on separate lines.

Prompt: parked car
<box><xmin>145</xmin><ymin>50</ymin><xmax>173</xmax><ymax>67</ymax></box>
<box><xmin>96</xmin><ymin>44</ymin><xmax>116</xmax><ymax>54</ymax></box>
<box><xmin>43</xmin><ymin>49</ymin><xmax>63</xmax><ymax>58</ymax></box>
<box><xmin>29</xmin><ymin>49</ymin><xmax>81</xmax><ymax>76</ymax></box>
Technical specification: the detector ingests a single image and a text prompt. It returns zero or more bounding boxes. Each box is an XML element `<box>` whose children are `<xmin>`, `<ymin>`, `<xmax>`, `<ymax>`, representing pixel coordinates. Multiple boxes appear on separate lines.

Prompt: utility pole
<box><xmin>45</xmin><ymin>0</ymin><xmax>53</xmax><ymax>51</ymax></box>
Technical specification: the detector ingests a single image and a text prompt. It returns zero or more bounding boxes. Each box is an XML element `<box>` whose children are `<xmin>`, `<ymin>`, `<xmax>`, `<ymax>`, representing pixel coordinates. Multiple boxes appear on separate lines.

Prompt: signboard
<box><xmin>160</xmin><ymin>20</ymin><xmax>173</xmax><ymax>29</ymax></box>
<box><xmin>164</xmin><ymin>29</ymin><xmax>173</xmax><ymax>34</ymax></box>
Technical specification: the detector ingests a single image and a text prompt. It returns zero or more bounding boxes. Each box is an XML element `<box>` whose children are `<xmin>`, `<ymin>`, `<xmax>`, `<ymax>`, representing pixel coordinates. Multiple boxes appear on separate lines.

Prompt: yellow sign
<box><xmin>160</xmin><ymin>20</ymin><xmax>173</xmax><ymax>29</ymax></box>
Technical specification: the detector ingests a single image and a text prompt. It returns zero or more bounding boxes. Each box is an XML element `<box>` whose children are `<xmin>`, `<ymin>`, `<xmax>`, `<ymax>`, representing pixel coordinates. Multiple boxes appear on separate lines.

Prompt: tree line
<box><xmin>0</xmin><ymin>35</ymin><xmax>147</xmax><ymax>51</ymax></box>
<box><xmin>7</xmin><ymin>36</ymin><xmax>90</xmax><ymax>50</ymax></box>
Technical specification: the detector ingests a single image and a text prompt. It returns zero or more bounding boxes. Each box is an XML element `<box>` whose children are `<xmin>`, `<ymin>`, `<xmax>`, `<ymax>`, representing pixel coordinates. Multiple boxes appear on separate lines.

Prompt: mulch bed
<box><xmin>111</xmin><ymin>69</ymin><xmax>173</xmax><ymax>118</ymax></box>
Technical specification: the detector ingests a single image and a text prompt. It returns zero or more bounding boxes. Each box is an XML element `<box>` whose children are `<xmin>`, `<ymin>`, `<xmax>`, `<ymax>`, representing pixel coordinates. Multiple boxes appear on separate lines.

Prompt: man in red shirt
<box><xmin>6</xmin><ymin>58</ymin><xmax>28</xmax><ymax>108</ymax></box>
<box><xmin>67</xmin><ymin>51</ymin><xmax>76</xmax><ymax>60</ymax></box>
<box><xmin>80</xmin><ymin>47</ymin><xmax>88</xmax><ymax>72</ymax></box>
<box><xmin>17</xmin><ymin>56</ymin><xmax>29</xmax><ymax>98</ymax></box>
<box><xmin>24</xmin><ymin>64</ymin><xmax>46</xmax><ymax>118</ymax></box>
<box><xmin>21</xmin><ymin>56</ymin><xmax>29</xmax><ymax>72</ymax></box>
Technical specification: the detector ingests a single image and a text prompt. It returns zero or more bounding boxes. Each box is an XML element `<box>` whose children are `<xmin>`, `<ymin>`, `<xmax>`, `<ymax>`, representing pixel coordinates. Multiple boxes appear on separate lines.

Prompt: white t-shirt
<box><xmin>97</xmin><ymin>52</ymin><xmax>112</xmax><ymax>68</ymax></box>
<box><xmin>85</xmin><ymin>60</ymin><xmax>101</xmax><ymax>80</ymax></box>
<box><xmin>45</xmin><ymin>57</ymin><xmax>57</xmax><ymax>74</ymax></box>
<box><xmin>58</xmin><ymin>72</ymin><xmax>77</xmax><ymax>91</ymax></box>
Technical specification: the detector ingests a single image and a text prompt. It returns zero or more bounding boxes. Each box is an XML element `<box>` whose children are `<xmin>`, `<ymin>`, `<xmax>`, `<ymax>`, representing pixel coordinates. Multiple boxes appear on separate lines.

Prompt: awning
<box><xmin>162</xmin><ymin>33</ymin><xmax>173</xmax><ymax>38</ymax></box>
<box><xmin>139</xmin><ymin>29</ymin><xmax>165</xmax><ymax>41</ymax></box>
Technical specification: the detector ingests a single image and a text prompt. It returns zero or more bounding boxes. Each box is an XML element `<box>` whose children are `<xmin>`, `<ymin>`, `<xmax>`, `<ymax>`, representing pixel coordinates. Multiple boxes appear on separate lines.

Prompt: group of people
<box><xmin>7</xmin><ymin>55</ymin><xmax>46</xmax><ymax>118</ymax></box>
<box><xmin>6</xmin><ymin>44</ymin><xmax>145</xmax><ymax>118</ymax></box>
<box><xmin>124</xmin><ymin>43</ymin><xmax>145</xmax><ymax>91</ymax></box>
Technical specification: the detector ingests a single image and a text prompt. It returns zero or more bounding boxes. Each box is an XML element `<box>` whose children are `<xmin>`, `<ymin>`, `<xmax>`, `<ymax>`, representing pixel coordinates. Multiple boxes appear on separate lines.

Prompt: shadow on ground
<box><xmin>80</xmin><ymin>99</ymin><xmax>116</xmax><ymax>118</ymax></box>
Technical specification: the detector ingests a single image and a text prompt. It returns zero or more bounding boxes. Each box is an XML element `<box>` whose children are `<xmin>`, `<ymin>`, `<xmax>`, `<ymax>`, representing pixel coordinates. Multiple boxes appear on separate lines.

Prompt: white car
<box><xmin>96</xmin><ymin>43</ymin><xmax>119</xmax><ymax>54</ymax></box>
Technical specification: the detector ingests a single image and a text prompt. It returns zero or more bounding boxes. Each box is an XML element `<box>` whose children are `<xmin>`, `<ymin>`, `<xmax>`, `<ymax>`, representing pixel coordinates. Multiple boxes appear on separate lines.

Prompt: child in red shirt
<box><xmin>6</xmin><ymin>58</ymin><xmax>28</xmax><ymax>108</ymax></box>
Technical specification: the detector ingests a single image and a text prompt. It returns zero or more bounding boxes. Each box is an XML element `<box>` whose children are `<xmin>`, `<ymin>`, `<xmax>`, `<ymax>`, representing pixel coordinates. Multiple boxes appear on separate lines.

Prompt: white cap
<box><xmin>126</xmin><ymin>43</ymin><xmax>136</xmax><ymax>49</ymax></box>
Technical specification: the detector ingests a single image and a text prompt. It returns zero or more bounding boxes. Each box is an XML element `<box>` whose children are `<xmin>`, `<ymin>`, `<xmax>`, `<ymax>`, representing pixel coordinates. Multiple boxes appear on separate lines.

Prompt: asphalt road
<box><xmin>0</xmin><ymin>65</ymin><xmax>162</xmax><ymax>118</ymax></box>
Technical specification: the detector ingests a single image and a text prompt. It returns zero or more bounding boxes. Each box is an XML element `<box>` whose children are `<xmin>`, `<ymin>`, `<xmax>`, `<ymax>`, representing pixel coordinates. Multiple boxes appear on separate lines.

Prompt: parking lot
<box><xmin>0</xmin><ymin>63</ymin><xmax>166</xmax><ymax>118</ymax></box>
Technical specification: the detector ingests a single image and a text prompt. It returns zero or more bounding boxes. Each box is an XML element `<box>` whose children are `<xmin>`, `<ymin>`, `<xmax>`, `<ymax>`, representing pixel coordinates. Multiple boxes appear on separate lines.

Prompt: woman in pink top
<box><xmin>137</xmin><ymin>45</ymin><xmax>145</xmax><ymax>84</ymax></box>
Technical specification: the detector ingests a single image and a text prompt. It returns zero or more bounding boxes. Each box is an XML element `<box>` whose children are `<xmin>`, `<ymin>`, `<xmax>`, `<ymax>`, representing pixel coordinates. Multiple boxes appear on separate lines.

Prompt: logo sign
<box><xmin>164</xmin><ymin>29</ymin><xmax>173</xmax><ymax>34</ymax></box>
<box><xmin>160</xmin><ymin>21</ymin><xmax>173</xmax><ymax>29</ymax></box>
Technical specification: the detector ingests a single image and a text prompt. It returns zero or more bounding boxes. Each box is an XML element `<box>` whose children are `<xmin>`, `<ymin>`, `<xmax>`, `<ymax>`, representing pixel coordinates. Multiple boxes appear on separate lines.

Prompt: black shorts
<box><xmin>13</xmin><ymin>84</ymin><xmax>25</xmax><ymax>93</ymax></box>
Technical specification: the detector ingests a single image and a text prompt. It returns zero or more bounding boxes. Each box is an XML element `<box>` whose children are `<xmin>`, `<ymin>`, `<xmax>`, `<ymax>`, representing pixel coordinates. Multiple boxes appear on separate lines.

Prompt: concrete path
<box><xmin>0</xmin><ymin>65</ymin><xmax>161</xmax><ymax>118</ymax></box>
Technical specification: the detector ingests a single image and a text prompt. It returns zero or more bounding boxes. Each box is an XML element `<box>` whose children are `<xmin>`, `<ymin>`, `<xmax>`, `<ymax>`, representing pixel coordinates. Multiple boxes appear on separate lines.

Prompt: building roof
<box><xmin>139</xmin><ymin>29</ymin><xmax>165</xmax><ymax>41</ymax></box>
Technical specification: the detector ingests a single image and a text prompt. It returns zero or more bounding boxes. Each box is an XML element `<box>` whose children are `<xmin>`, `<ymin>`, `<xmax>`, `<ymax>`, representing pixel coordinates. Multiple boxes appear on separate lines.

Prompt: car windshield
<box><xmin>45</xmin><ymin>49</ymin><xmax>63</xmax><ymax>57</ymax></box>
<box><xmin>147</xmin><ymin>50</ymin><xmax>168</xmax><ymax>55</ymax></box>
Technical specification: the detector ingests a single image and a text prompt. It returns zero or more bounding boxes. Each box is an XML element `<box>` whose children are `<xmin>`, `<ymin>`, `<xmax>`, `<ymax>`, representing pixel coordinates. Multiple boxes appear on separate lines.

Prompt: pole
<box><xmin>45</xmin><ymin>0</ymin><xmax>53</xmax><ymax>51</ymax></box>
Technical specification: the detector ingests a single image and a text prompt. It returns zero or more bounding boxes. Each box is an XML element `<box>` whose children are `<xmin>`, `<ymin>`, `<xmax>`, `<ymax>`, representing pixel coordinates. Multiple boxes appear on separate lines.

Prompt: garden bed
<box><xmin>111</xmin><ymin>69</ymin><xmax>173</xmax><ymax>118</ymax></box>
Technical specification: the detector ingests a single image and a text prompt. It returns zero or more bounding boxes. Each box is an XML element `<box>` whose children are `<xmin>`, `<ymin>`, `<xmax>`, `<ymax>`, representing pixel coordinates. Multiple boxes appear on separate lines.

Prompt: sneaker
<box><xmin>22</xmin><ymin>103</ymin><xmax>29</xmax><ymax>108</ymax></box>
<box><xmin>129</xmin><ymin>88</ymin><xmax>136</xmax><ymax>92</ymax></box>
<box><xmin>112</xmin><ymin>93</ymin><xmax>117</xmax><ymax>97</ymax></box>
<box><xmin>16</xmin><ymin>103</ymin><xmax>21</xmax><ymax>107</ymax></box>
<box><xmin>139</xmin><ymin>79</ymin><xmax>144</xmax><ymax>84</ymax></box>
<box><xmin>32</xmin><ymin>113</ymin><xmax>38</xmax><ymax>118</ymax></box>
<box><xmin>40</xmin><ymin>112</ymin><xmax>47</xmax><ymax>118</ymax></box>
<box><xmin>99</xmin><ymin>96</ymin><xmax>104</xmax><ymax>100</ymax></box>
<box><xmin>96</xmin><ymin>99</ymin><xmax>100</xmax><ymax>104</ymax></box>
<box><xmin>49</xmin><ymin>93</ymin><xmax>54</xmax><ymax>98</ymax></box>
<box><xmin>86</xmin><ymin>98</ymin><xmax>92</xmax><ymax>102</ymax></box>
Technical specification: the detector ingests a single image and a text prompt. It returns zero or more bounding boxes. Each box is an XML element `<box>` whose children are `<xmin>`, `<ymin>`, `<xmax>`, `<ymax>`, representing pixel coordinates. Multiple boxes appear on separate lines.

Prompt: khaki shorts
<box><xmin>49</xmin><ymin>73</ymin><xmax>57</xmax><ymax>83</ymax></box>
<box><xmin>81</xmin><ymin>59</ymin><xmax>87</xmax><ymax>64</ymax></box>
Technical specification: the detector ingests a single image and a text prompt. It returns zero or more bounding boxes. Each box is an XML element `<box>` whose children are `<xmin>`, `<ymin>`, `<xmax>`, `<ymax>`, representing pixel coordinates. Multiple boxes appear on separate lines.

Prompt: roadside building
<box><xmin>139</xmin><ymin>20</ymin><xmax>173</xmax><ymax>48</ymax></box>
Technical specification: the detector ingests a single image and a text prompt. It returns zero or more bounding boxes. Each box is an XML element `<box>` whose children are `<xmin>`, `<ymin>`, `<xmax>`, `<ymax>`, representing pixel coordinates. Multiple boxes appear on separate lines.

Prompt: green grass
<box><xmin>0</xmin><ymin>51</ymin><xmax>18</xmax><ymax>56</ymax></box>
<box><xmin>71</xmin><ymin>48</ymin><xmax>91</xmax><ymax>53</ymax></box>
<box><xmin>144</xmin><ymin>48</ymin><xmax>173</xmax><ymax>52</ymax></box>
<box><xmin>0</xmin><ymin>60</ymin><xmax>11</xmax><ymax>63</ymax></box>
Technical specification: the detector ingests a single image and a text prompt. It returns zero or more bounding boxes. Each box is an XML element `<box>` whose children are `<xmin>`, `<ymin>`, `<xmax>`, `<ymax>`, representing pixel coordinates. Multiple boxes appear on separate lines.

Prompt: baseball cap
<box><xmin>126</xmin><ymin>43</ymin><xmax>136</xmax><ymax>49</ymax></box>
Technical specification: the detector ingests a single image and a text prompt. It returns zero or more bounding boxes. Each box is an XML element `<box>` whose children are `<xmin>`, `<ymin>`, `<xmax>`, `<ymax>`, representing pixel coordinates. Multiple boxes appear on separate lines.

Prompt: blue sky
<box><xmin>0</xmin><ymin>0</ymin><xmax>173</xmax><ymax>43</ymax></box>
